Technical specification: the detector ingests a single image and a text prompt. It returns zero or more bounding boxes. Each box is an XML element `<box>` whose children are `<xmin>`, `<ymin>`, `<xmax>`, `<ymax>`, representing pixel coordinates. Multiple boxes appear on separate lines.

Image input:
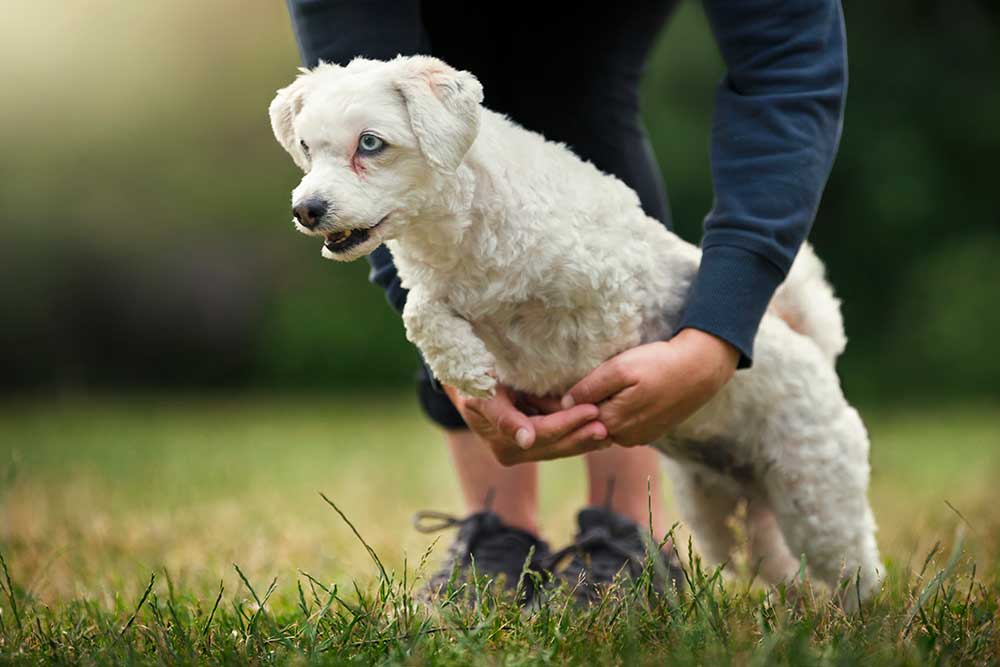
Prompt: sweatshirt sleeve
<box><xmin>677</xmin><ymin>0</ymin><xmax>848</xmax><ymax>367</ymax></box>
<box><xmin>367</xmin><ymin>244</ymin><xmax>408</xmax><ymax>315</ymax></box>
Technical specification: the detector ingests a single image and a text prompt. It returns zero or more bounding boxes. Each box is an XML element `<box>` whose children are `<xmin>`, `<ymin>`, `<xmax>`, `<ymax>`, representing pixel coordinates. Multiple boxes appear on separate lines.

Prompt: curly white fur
<box><xmin>270</xmin><ymin>56</ymin><xmax>882</xmax><ymax>603</ymax></box>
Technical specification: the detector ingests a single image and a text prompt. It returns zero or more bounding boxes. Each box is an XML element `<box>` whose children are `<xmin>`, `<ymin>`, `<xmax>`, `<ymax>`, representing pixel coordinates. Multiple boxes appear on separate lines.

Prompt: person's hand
<box><xmin>444</xmin><ymin>383</ymin><xmax>611</xmax><ymax>465</ymax></box>
<box><xmin>561</xmin><ymin>328</ymin><xmax>740</xmax><ymax>446</ymax></box>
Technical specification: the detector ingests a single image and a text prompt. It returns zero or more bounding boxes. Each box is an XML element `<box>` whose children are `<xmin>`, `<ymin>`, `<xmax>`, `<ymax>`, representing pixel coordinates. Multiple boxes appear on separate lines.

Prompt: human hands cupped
<box><xmin>443</xmin><ymin>384</ymin><xmax>611</xmax><ymax>465</ymax></box>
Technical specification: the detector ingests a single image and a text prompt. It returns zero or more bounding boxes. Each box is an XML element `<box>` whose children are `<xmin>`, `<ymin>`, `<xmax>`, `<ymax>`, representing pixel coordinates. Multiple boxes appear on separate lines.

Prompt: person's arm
<box><xmin>679</xmin><ymin>0</ymin><xmax>848</xmax><ymax>367</ymax></box>
<box><xmin>533</xmin><ymin>0</ymin><xmax>848</xmax><ymax>454</ymax></box>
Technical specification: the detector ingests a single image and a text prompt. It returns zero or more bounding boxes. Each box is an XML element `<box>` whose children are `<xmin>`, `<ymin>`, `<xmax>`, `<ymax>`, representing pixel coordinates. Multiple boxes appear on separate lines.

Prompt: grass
<box><xmin>0</xmin><ymin>393</ymin><xmax>998</xmax><ymax>665</ymax></box>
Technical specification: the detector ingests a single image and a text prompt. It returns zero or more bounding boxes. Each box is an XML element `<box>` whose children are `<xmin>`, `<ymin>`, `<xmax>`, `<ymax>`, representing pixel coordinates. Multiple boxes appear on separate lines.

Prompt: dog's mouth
<box><xmin>322</xmin><ymin>216</ymin><xmax>388</xmax><ymax>254</ymax></box>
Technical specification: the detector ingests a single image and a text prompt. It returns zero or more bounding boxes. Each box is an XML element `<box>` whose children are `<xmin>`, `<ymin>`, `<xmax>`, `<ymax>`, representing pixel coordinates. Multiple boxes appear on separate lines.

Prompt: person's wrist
<box><xmin>672</xmin><ymin>327</ymin><xmax>739</xmax><ymax>389</ymax></box>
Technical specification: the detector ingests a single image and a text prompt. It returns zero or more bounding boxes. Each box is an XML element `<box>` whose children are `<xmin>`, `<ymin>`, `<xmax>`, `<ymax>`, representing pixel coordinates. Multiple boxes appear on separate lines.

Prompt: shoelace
<box><xmin>413</xmin><ymin>509</ymin><xmax>544</xmax><ymax>577</ymax></box>
<box><xmin>413</xmin><ymin>510</ymin><xmax>489</xmax><ymax>567</ymax></box>
<box><xmin>543</xmin><ymin>477</ymin><xmax>646</xmax><ymax>582</ymax></box>
<box><xmin>542</xmin><ymin>524</ymin><xmax>645</xmax><ymax>582</ymax></box>
<box><xmin>412</xmin><ymin>488</ymin><xmax>499</xmax><ymax>534</ymax></box>
<box><xmin>413</xmin><ymin>510</ymin><xmax>476</xmax><ymax>534</ymax></box>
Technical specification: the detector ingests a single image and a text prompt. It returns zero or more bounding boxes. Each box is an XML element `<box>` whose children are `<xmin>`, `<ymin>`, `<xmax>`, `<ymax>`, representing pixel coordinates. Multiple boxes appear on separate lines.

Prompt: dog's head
<box><xmin>269</xmin><ymin>56</ymin><xmax>483</xmax><ymax>261</ymax></box>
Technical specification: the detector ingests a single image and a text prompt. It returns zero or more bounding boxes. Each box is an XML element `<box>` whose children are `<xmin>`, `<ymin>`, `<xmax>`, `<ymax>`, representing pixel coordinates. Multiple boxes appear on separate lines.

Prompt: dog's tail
<box><xmin>768</xmin><ymin>243</ymin><xmax>847</xmax><ymax>364</ymax></box>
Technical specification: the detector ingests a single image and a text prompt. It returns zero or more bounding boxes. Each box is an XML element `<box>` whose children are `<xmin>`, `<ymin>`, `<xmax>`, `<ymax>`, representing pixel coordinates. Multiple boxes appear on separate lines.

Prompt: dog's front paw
<box><xmin>448</xmin><ymin>371</ymin><xmax>497</xmax><ymax>400</ymax></box>
<box><xmin>422</xmin><ymin>344</ymin><xmax>497</xmax><ymax>400</ymax></box>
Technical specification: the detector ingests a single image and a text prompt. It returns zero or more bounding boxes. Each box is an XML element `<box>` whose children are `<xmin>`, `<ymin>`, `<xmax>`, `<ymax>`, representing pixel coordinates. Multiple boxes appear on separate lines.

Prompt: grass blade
<box><xmin>200</xmin><ymin>580</ymin><xmax>224</xmax><ymax>638</ymax></box>
<box><xmin>0</xmin><ymin>552</ymin><xmax>22</xmax><ymax>635</ymax></box>
<box><xmin>233</xmin><ymin>564</ymin><xmax>276</xmax><ymax>633</ymax></box>
<box><xmin>319</xmin><ymin>492</ymin><xmax>389</xmax><ymax>585</ymax></box>
<box><xmin>900</xmin><ymin>527</ymin><xmax>966</xmax><ymax>637</ymax></box>
<box><xmin>120</xmin><ymin>573</ymin><xmax>156</xmax><ymax>637</ymax></box>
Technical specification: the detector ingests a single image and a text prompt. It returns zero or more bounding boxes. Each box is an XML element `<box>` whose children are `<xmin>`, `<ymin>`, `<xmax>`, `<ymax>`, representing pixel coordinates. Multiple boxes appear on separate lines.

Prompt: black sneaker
<box><xmin>545</xmin><ymin>506</ymin><xmax>685</xmax><ymax>604</ymax></box>
<box><xmin>413</xmin><ymin>509</ymin><xmax>551</xmax><ymax>605</ymax></box>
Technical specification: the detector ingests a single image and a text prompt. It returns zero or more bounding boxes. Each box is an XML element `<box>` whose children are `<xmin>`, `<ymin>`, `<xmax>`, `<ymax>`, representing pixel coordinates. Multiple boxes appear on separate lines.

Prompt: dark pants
<box><xmin>286</xmin><ymin>1</ymin><xmax>676</xmax><ymax>429</ymax></box>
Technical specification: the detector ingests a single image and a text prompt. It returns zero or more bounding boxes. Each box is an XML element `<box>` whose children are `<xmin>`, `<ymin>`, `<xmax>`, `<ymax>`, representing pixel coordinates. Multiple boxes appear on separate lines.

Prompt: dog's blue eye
<box><xmin>358</xmin><ymin>133</ymin><xmax>384</xmax><ymax>153</ymax></box>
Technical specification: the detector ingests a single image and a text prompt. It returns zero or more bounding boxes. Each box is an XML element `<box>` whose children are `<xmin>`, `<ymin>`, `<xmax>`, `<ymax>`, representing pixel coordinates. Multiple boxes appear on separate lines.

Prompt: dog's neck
<box><xmin>388</xmin><ymin>156</ymin><xmax>483</xmax><ymax>272</ymax></box>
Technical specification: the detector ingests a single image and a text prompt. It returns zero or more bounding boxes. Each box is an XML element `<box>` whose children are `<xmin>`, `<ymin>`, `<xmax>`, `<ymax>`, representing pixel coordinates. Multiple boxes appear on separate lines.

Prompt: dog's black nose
<box><xmin>292</xmin><ymin>199</ymin><xmax>328</xmax><ymax>229</ymax></box>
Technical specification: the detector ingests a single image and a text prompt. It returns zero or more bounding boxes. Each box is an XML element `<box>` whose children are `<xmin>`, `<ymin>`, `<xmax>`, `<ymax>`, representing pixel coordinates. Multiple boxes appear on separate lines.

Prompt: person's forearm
<box><xmin>679</xmin><ymin>0</ymin><xmax>848</xmax><ymax>366</ymax></box>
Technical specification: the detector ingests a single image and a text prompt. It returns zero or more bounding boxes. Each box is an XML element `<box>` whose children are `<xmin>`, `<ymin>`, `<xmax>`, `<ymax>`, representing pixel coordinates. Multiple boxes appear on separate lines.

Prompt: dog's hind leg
<box><xmin>663</xmin><ymin>460</ymin><xmax>741</xmax><ymax>570</ymax></box>
<box><xmin>745</xmin><ymin>497</ymin><xmax>801</xmax><ymax>586</ymax></box>
<box><xmin>762</xmin><ymin>408</ymin><xmax>883</xmax><ymax>606</ymax></box>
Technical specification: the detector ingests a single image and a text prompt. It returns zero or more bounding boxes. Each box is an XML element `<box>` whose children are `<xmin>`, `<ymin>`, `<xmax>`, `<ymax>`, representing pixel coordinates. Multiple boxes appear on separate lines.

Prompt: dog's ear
<box><xmin>394</xmin><ymin>56</ymin><xmax>483</xmax><ymax>173</ymax></box>
<box><xmin>269</xmin><ymin>71</ymin><xmax>311</xmax><ymax>171</ymax></box>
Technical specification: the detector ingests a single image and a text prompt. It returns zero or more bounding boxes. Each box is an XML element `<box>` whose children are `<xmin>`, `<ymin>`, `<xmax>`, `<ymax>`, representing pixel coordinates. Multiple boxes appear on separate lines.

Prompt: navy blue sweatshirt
<box><xmin>370</xmin><ymin>0</ymin><xmax>848</xmax><ymax>368</ymax></box>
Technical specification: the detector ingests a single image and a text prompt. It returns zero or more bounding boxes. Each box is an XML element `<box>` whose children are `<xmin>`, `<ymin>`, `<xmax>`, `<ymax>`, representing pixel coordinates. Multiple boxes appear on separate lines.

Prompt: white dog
<box><xmin>269</xmin><ymin>55</ymin><xmax>883</xmax><ymax>602</ymax></box>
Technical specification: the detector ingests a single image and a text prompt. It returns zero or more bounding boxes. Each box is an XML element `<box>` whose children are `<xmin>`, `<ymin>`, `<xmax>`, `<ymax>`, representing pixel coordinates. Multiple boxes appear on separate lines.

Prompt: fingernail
<box><xmin>515</xmin><ymin>428</ymin><xmax>532</xmax><ymax>449</ymax></box>
<box><xmin>593</xmin><ymin>424</ymin><xmax>608</xmax><ymax>440</ymax></box>
<box><xmin>561</xmin><ymin>394</ymin><xmax>575</xmax><ymax>409</ymax></box>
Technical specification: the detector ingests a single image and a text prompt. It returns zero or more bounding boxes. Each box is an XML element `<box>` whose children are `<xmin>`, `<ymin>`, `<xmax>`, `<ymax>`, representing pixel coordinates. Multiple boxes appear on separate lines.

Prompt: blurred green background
<box><xmin>1</xmin><ymin>0</ymin><xmax>998</xmax><ymax>401</ymax></box>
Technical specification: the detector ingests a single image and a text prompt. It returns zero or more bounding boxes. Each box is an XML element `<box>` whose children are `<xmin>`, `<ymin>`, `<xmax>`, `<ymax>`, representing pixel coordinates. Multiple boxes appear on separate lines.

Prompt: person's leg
<box><xmin>446</xmin><ymin>430</ymin><xmax>539</xmax><ymax>535</ymax></box>
<box><xmin>397</xmin><ymin>7</ymin><xmax>563</xmax><ymax>536</ymax></box>
<box><xmin>423</xmin><ymin>7</ymin><xmax>680</xmax><ymax>515</ymax></box>
<box><xmin>486</xmin><ymin>1</ymin><xmax>679</xmax><ymax>538</ymax></box>
<box><xmin>415</xmin><ymin>365</ymin><xmax>542</xmax><ymax>534</ymax></box>
<box><xmin>492</xmin><ymin>2</ymin><xmax>679</xmax><ymax>229</ymax></box>
<box><xmin>426</xmin><ymin>4</ymin><xmax>686</xmax><ymax>596</ymax></box>
<box><xmin>584</xmin><ymin>446</ymin><xmax>669</xmax><ymax>539</ymax></box>
<box><xmin>286</xmin><ymin>0</ymin><xmax>428</xmax><ymax>66</ymax></box>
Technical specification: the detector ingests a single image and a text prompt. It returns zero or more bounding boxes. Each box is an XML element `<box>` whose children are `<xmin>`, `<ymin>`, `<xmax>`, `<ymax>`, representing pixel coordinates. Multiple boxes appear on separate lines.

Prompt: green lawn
<box><xmin>0</xmin><ymin>394</ymin><xmax>998</xmax><ymax>665</ymax></box>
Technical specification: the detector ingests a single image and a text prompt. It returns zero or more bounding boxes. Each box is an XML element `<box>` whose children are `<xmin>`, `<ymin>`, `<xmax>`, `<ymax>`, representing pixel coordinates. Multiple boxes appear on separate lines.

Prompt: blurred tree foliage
<box><xmin>0</xmin><ymin>1</ymin><xmax>996</xmax><ymax>401</ymax></box>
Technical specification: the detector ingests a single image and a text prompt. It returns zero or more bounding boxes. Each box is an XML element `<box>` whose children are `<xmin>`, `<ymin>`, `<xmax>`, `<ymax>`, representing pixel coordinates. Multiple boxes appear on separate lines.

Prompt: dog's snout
<box><xmin>292</xmin><ymin>199</ymin><xmax>328</xmax><ymax>229</ymax></box>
